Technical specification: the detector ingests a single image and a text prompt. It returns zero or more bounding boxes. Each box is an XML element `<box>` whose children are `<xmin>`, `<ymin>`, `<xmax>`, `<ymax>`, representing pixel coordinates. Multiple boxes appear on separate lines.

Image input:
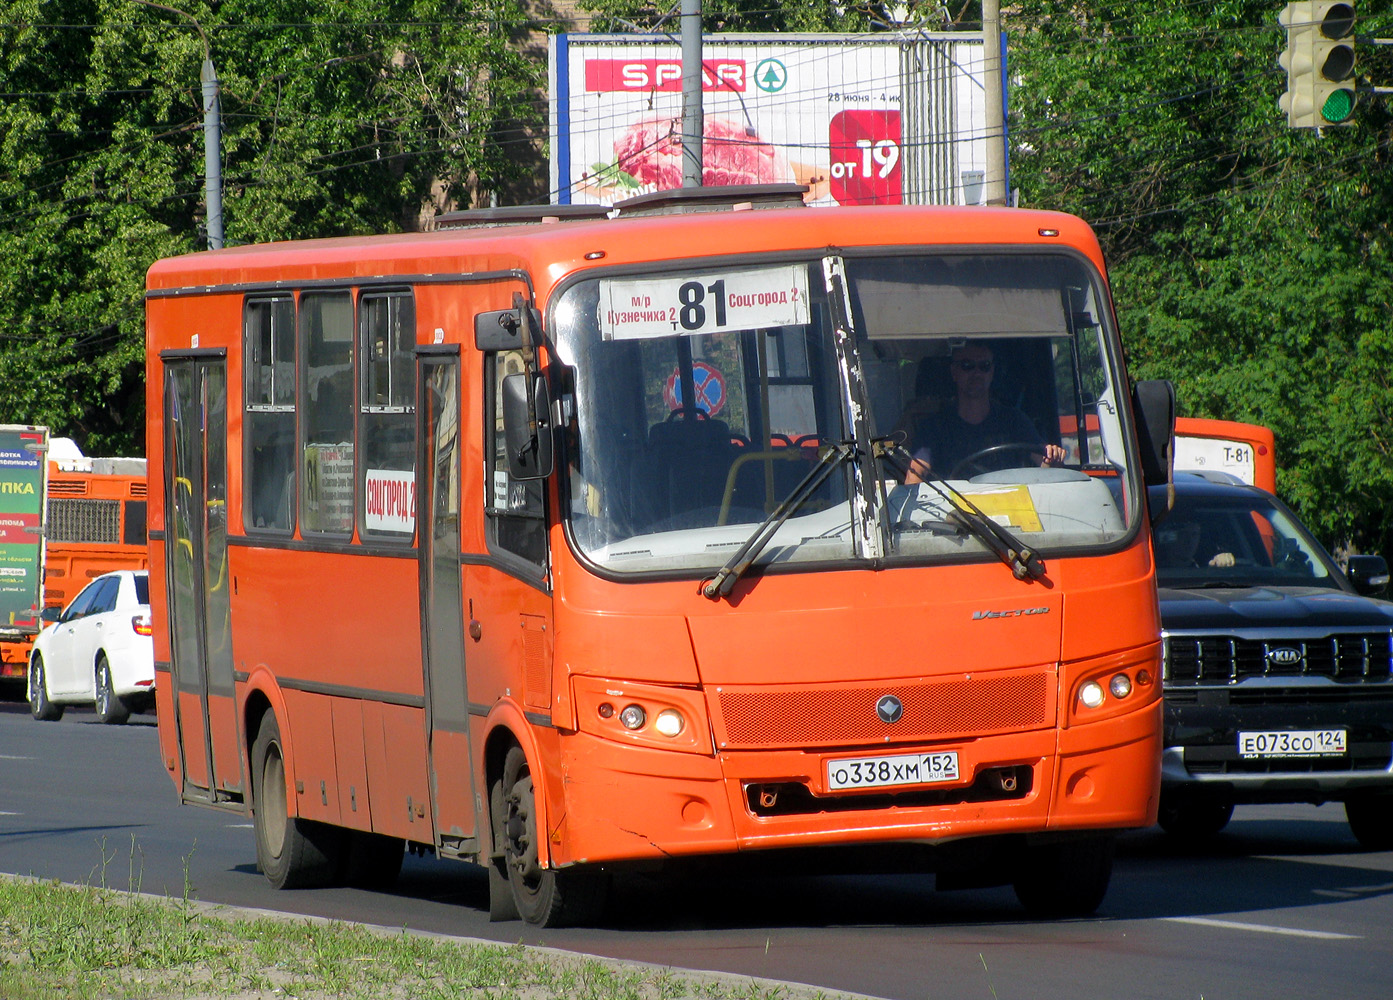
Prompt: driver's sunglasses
<box><xmin>953</xmin><ymin>359</ymin><xmax>994</xmax><ymax>373</ymax></box>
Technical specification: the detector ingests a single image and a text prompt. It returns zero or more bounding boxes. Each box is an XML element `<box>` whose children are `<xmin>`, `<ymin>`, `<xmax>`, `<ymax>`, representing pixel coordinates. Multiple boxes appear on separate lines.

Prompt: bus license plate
<box><xmin>1238</xmin><ymin>729</ymin><xmax>1347</xmax><ymax>758</ymax></box>
<box><xmin>826</xmin><ymin>750</ymin><xmax>960</xmax><ymax>791</ymax></box>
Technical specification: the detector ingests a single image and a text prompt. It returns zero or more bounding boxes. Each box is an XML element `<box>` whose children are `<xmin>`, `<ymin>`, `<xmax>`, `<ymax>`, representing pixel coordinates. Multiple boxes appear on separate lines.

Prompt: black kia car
<box><xmin>1152</xmin><ymin>472</ymin><xmax>1393</xmax><ymax>846</ymax></box>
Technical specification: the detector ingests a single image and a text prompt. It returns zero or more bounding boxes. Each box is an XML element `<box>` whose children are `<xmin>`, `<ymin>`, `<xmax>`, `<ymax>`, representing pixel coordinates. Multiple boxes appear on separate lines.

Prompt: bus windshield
<box><xmin>552</xmin><ymin>251</ymin><xmax>1138</xmax><ymax>576</ymax></box>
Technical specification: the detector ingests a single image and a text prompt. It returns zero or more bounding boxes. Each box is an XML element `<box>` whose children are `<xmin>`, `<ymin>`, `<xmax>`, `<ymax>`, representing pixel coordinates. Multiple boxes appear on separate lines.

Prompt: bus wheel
<box><xmin>1345</xmin><ymin>794</ymin><xmax>1393</xmax><ymax>851</ymax></box>
<box><xmin>250</xmin><ymin>713</ymin><xmax>344</xmax><ymax>889</ymax></box>
<box><xmin>1012</xmin><ymin>835</ymin><xmax>1114</xmax><ymax>918</ymax></box>
<box><xmin>500</xmin><ymin>746</ymin><xmax>608</xmax><ymax>927</ymax></box>
<box><xmin>28</xmin><ymin>656</ymin><xmax>62</xmax><ymax>722</ymax></box>
<box><xmin>94</xmin><ymin>657</ymin><xmax>131</xmax><ymax>725</ymax></box>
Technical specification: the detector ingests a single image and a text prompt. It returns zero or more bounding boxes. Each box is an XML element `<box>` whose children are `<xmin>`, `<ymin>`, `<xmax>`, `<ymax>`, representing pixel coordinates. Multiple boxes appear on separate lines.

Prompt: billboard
<box><xmin>0</xmin><ymin>425</ymin><xmax>47</xmax><ymax>637</ymax></box>
<box><xmin>549</xmin><ymin>33</ymin><xmax>998</xmax><ymax>208</ymax></box>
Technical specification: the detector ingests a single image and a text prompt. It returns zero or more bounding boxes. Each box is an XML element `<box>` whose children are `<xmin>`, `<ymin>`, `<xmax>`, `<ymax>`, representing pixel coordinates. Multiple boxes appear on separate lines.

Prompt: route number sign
<box><xmin>600</xmin><ymin>264</ymin><xmax>811</xmax><ymax>341</ymax></box>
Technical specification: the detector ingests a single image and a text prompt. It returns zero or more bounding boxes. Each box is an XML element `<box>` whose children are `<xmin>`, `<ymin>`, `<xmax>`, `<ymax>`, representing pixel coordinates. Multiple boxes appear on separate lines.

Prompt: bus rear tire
<box><xmin>500</xmin><ymin>746</ymin><xmax>608</xmax><ymax>927</ymax></box>
<box><xmin>251</xmin><ymin>712</ymin><xmax>344</xmax><ymax>889</ymax></box>
<box><xmin>28</xmin><ymin>656</ymin><xmax>62</xmax><ymax>722</ymax></box>
<box><xmin>1012</xmin><ymin>835</ymin><xmax>1114</xmax><ymax>918</ymax></box>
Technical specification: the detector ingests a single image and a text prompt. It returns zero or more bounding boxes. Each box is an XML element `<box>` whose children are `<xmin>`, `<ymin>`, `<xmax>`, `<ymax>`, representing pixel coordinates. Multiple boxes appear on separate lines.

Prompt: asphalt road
<box><xmin>2</xmin><ymin>700</ymin><xmax>1392</xmax><ymax>1000</ymax></box>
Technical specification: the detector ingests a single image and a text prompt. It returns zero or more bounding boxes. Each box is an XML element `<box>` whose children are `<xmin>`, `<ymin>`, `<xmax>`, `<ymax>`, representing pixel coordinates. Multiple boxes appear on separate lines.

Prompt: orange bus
<box><xmin>44</xmin><ymin>450</ymin><xmax>150</xmax><ymax>613</ymax></box>
<box><xmin>145</xmin><ymin>186</ymin><xmax>1175</xmax><ymax>926</ymax></box>
<box><xmin>0</xmin><ymin>449</ymin><xmax>149</xmax><ymax>683</ymax></box>
<box><xmin>1173</xmin><ymin>417</ymin><xmax>1276</xmax><ymax>493</ymax></box>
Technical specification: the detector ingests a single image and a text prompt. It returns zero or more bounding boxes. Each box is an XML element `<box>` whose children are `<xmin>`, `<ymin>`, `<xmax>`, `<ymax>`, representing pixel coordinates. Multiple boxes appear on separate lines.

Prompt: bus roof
<box><xmin>145</xmin><ymin>204</ymin><xmax>1106</xmax><ymax>298</ymax></box>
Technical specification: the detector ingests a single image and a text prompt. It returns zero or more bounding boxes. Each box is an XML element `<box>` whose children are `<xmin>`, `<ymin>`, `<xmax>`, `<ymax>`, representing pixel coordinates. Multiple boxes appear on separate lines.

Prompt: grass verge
<box><xmin>0</xmin><ymin>872</ymin><xmax>845</xmax><ymax>1000</ymax></box>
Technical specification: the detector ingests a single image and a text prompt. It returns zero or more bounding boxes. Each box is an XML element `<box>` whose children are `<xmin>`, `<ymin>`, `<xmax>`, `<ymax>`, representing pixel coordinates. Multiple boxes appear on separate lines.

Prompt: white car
<box><xmin>28</xmin><ymin>570</ymin><xmax>155</xmax><ymax>725</ymax></box>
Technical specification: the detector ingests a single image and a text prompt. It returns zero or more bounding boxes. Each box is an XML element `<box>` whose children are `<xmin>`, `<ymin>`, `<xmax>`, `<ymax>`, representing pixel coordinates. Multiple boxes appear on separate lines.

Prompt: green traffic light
<box><xmin>1322</xmin><ymin>88</ymin><xmax>1355</xmax><ymax>123</ymax></box>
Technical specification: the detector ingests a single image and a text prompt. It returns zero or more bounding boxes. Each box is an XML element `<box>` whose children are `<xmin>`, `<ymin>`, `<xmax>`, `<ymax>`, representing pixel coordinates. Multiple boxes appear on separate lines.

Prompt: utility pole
<box><xmin>681</xmin><ymin>0</ymin><xmax>703</xmax><ymax>187</ymax></box>
<box><xmin>982</xmin><ymin>0</ymin><xmax>1007</xmax><ymax>206</ymax></box>
<box><xmin>202</xmin><ymin>57</ymin><xmax>224</xmax><ymax>249</ymax></box>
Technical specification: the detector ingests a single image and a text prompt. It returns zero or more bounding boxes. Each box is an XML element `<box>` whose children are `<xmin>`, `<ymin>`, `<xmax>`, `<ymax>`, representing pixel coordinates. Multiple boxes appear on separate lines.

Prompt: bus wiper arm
<box><xmin>880</xmin><ymin>440</ymin><xmax>1047</xmax><ymax>583</ymax></box>
<box><xmin>701</xmin><ymin>442</ymin><xmax>854</xmax><ymax>601</ymax></box>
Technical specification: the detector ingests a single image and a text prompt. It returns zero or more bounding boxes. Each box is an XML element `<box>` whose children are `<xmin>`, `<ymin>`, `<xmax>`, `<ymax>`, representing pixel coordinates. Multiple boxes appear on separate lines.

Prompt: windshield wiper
<box><xmin>701</xmin><ymin>442</ymin><xmax>855</xmax><ymax>600</ymax></box>
<box><xmin>878</xmin><ymin>440</ymin><xmax>1047</xmax><ymax>582</ymax></box>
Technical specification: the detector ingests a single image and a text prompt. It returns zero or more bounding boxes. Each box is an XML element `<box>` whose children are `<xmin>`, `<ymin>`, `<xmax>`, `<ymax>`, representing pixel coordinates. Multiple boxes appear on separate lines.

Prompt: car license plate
<box><xmin>1237</xmin><ymin>729</ymin><xmax>1347</xmax><ymax>758</ymax></box>
<box><xmin>826</xmin><ymin>750</ymin><xmax>960</xmax><ymax>791</ymax></box>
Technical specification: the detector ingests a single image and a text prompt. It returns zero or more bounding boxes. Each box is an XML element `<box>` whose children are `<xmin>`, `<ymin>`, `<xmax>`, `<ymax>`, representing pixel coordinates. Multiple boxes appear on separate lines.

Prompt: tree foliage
<box><xmin>0</xmin><ymin>0</ymin><xmax>541</xmax><ymax>453</ymax></box>
<box><xmin>1008</xmin><ymin>2</ymin><xmax>1393</xmax><ymax>552</ymax></box>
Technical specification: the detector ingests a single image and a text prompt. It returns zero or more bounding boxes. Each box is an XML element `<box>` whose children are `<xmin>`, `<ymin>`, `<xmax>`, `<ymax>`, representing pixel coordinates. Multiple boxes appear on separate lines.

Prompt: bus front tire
<box><xmin>500</xmin><ymin>746</ymin><xmax>608</xmax><ymax>927</ymax></box>
<box><xmin>251</xmin><ymin>713</ymin><xmax>344</xmax><ymax>889</ymax></box>
<box><xmin>28</xmin><ymin>657</ymin><xmax>62</xmax><ymax>722</ymax></box>
<box><xmin>1012</xmin><ymin>835</ymin><xmax>1114</xmax><ymax>918</ymax></box>
<box><xmin>1157</xmin><ymin>793</ymin><xmax>1234</xmax><ymax>840</ymax></box>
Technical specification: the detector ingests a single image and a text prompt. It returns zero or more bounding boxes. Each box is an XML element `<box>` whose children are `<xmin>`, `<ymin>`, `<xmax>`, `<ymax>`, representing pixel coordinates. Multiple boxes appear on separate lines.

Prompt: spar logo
<box><xmin>585</xmin><ymin>59</ymin><xmax>747</xmax><ymax>93</ymax></box>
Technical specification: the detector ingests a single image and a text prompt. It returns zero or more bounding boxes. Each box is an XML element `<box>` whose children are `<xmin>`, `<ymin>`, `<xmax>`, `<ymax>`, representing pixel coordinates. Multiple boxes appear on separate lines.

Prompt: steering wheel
<box><xmin>948</xmin><ymin>442</ymin><xmax>1042</xmax><ymax>479</ymax></box>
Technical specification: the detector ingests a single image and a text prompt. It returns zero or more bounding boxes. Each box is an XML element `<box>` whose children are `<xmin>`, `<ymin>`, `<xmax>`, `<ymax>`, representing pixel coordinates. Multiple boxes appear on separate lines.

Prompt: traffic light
<box><xmin>1279</xmin><ymin>2</ymin><xmax>1358</xmax><ymax>128</ymax></box>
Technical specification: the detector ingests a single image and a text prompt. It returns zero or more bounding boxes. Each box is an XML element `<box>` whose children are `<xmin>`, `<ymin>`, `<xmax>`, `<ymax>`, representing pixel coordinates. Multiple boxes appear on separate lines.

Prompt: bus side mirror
<box><xmin>501</xmin><ymin>372</ymin><xmax>554</xmax><ymax>480</ymax></box>
<box><xmin>1132</xmin><ymin>379</ymin><xmax>1176</xmax><ymax>489</ymax></box>
<box><xmin>475</xmin><ymin>305</ymin><xmax>542</xmax><ymax>352</ymax></box>
<box><xmin>1345</xmin><ymin>554</ymin><xmax>1390</xmax><ymax>596</ymax></box>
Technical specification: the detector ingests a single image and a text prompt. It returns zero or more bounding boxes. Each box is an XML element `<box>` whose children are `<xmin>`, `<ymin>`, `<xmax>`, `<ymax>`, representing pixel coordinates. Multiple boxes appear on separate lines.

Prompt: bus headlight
<box><xmin>1109</xmin><ymin>673</ymin><xmax>1133</xmax><ymax>699</ymax></box>
<box><xmin>654</xmin><ymin>709</ymin><xmax>685</xmax><ymax>737</ymax></box>
<box><xmin>1079</xmin><ymin>681</ymin><xmax>1106</xmax><ymax>709</ymax></box>
<box><xmin>619</xmin><ymin>704</ymin><xmax>647</xmax><ymax>730</ymax></box>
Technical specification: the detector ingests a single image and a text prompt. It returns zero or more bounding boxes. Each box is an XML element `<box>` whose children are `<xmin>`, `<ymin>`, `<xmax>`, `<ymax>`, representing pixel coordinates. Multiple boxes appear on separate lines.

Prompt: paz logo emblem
<box><xmin>876</xmin><ymin>694</ymin><xmax>903</xmax><ymax>724</ymax></box>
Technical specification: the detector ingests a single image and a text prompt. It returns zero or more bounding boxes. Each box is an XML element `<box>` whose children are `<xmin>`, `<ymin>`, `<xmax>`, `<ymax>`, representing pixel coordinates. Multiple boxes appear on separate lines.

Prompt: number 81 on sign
<box><xmin>600</xmin><ymin>264</ymin><xmax>811</xmax><ymax>341</ymax></box>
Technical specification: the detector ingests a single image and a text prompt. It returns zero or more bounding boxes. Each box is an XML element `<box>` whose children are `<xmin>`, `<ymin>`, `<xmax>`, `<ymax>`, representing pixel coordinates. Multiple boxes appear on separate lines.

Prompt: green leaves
<box><xmin>0</xmin><ymin>1</ymin><xmax>540</xmax><ymax>453</ymax></box>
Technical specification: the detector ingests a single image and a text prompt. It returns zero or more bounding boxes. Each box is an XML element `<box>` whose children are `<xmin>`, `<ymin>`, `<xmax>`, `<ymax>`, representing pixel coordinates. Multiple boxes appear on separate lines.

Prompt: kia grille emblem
<box><xmin>876</xmin><ymin>694</ymin><xmax>903</xmax><ymax>724</ymax></box>
<box><xmin>1267</xmin><ymin>646</ymin><xmax>1302</xmax><ymax>666</ymax></box>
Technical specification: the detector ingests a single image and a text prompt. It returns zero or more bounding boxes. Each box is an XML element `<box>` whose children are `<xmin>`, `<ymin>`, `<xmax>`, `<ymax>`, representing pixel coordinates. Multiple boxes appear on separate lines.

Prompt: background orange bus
<box><xmin>146</xmin><ymin>187</ymin><xmax>1175</xmax><ymax>926</ymax></box>
<box><xmin>1173</xmin><ymin>417</ymin><xmax>1276</xmax><ymax>493</ymax></box>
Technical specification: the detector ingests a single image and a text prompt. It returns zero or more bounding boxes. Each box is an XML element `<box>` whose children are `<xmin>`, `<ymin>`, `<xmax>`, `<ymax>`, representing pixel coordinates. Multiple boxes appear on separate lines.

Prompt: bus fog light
<box><xmin>654</xmin><ymin>709</ymin><xmax>684</xmax><ymax>737</ymax></box>
<box><xmin>619</xmin><ymin>704</ymin><xmax>646</xmax><ymax>730</ymax></box>
<box><xmin>1109</xmin><ymin>674</ymin><xmax>1133</xmax><ymax>699</ymax></box>
<box><xmin>1079</xmin><ymin>681</ymin><xmax>1105</xmax><ymax>709</ymax></box>
<box><xmin>597</xmin><ymin>702</ymin><xmax>615</xmax><ymax>719</ymax></box>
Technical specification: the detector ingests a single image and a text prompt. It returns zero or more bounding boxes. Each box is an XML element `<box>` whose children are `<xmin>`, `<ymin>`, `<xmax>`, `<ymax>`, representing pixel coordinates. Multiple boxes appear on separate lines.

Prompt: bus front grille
<box><xmin>712</xmin><ymin>669</ymin><xmax>1054</xmax><ymax>750</ymax></box>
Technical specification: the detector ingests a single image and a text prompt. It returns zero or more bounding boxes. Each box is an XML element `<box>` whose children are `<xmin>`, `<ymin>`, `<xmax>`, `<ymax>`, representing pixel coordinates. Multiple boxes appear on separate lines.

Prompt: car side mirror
<box><xmin>40</xmin><ymin>606</ymin><xmax>62</xmax><ymax>624</ymax></box>
<box><xmin>1132</xmin><ymin>379</ymin><xmax>1176</xmax><ymax>490</ymax></box>
<box><xmin>1345</xmin><ymin>554</ymin><xmax>1390</xmax><ymax>597</ymax></box>
<box><xmin>500</xmin><ymin>371</ymin><xmax>554</xmax><ymax>481</ymax></box>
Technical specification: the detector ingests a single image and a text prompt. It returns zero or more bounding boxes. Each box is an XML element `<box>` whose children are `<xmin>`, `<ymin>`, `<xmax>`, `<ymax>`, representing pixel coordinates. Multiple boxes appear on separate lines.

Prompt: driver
<box><xmin>906</xmin><ymin>341</ymin><xmax>1065</xmax><ymax>483</ymax></box>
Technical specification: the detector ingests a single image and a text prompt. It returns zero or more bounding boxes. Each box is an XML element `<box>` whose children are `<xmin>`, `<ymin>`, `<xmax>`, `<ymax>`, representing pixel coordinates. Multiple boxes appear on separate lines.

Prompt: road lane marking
<box><xmin>0</xmin><ymin>755</ymin><xmax>32</xmax><ymax>760</ymax></box>
<box><xmin>1163</xmin><ymin>916</ymin><xmax>1359</xmax><ymax>940</ymax></box>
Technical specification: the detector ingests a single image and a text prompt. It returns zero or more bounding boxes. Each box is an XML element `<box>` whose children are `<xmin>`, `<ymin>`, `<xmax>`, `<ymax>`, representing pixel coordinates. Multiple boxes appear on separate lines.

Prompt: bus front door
<box><xmin>417</xmin><ymin>349</ymin><xmax>479</xmax><ymax>853</ymax></box>
<box><xmin>163</xmin><ymin>355</ymin><xmax>239</xmax><ymax>805</ymax></box>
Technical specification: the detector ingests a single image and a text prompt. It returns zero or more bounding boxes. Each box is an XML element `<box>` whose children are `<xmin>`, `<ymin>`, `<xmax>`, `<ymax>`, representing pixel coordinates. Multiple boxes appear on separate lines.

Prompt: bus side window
<box><xmin>485</xmin><ymin>349</ymin><xmax>546</xmax><ymax>568</ymax></box>
<box><xmin>299</xmin><ymin>291</ymin><xmax>355</xmax><ymax>537</ymax></box>
<box><xmin>359</xmin><ymin>291</ymin><xmax>416</xmax><ymax>541</ymax></box>
<box><xmin>244</xmin><ymin>296</ymin><xmax>296</xmax><ymax>533</ymax></box>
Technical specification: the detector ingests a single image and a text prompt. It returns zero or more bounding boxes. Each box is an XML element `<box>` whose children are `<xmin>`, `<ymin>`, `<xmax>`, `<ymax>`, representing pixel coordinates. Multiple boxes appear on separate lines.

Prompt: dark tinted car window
<box><xmin>1154</xmin><ymin>490</ymin><xmax>1339</xmax><ymax>590</ymax></box>
<box><xmin>134</xmin><ymin>574</ymin><xmax>149</xmax><ymax>605</ymax></box>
